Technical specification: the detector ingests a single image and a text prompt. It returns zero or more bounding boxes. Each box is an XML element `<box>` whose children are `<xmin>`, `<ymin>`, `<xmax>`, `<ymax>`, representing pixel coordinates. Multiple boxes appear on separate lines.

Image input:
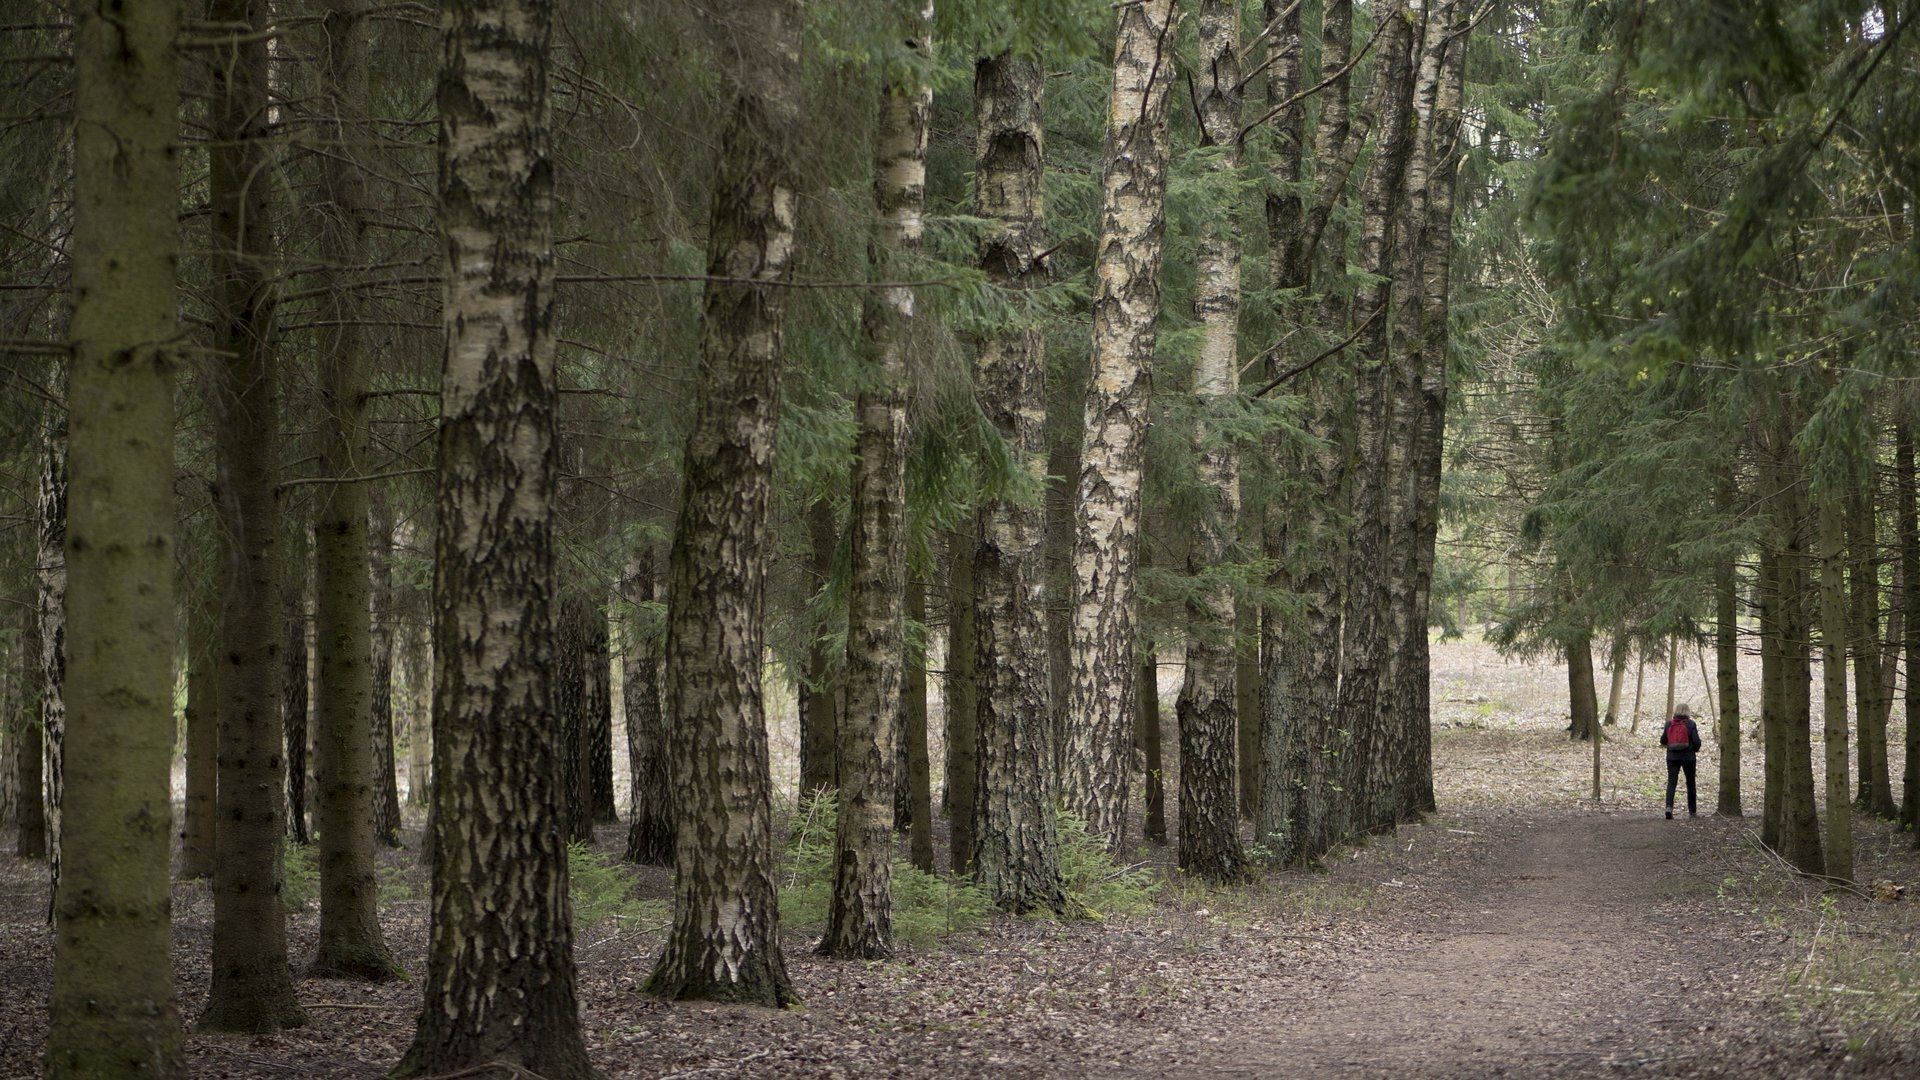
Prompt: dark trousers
<box><xmin>1666</xmin><ymin>759</ymin><xmax>1697</xmax><ymax>814</ymax></box>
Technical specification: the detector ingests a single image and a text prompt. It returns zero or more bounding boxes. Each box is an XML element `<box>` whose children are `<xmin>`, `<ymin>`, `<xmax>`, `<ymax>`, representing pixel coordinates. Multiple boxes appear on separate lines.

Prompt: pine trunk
<box><xmin>801</xmin><ymin>499</ymin><xmax>839</xmax><ymax>796</ymax></box>
<box><xmin>370</xmin><ymin>499</ymin><xmax>402</xmax><ymax>847</ymax></box>
<box><xmin>1770</xmin><ymin>435</ymin><xmax>1825</xmax><ymax>875</ymax></box>
<box><xmin>396</xmin><ymin>0</ymin><xmax>591</xmax><ymax>1070</ymax></box>
<box><xmin>46</xmin><ymin>2</ymin><xmax>187</xmax><ymax>1067</ymax></box>
<box><xmin>645</xmin><ymin>0</ymin><xmax>803</xmax><ymax>1006</ymax></box>
<box><xmin>1066</xmin><ymin>0</ymin><xmax>1180</xmax><ymax>849</ymax></box>
<box><xmin>1604</xmin><ymin>628</ymin><xmax>1628</xmax><ymax>725</ymax></box>
<box><xmin>1849</xmin><ymin>477</ymin><xmax>1895</xmax><ymax>816</ymax></box>
<box><xmin>404</xmin><ymin>606</ymin><xmax>432</xmax><ymax>808</ymax></box>
<box><xmin>183</xmin><ymin>583</ymin><xmax>219</xmax><ymax>876</ymax></box>
<box><xmin>1138</xmin><ymin>652</ymin><xmax>1166</xmax><ymax>844</ymax></box>
<box><xmin>1716</xmin><ymin>542</ymin><xmax>1743</xmax><ymax>816</ymax></box>
<box><xmin>15</xmin><ymin>600</ymin><xmax>46</xmax><ymax>860</ymax></box>
<box><xmin>201</xmin><ymin>0</ymin><xmax>306</xmax><ymax>1032</ymax></box>
<box><xmin>904</xmin><ymin>578</ymin><xmax>936</xmax><ymax>874</ymax></box>
<box><xmin>1175</xmin><ymin>0</ymin><xmax>1249</xmax><ymax>884</ymax></box>
<box><xmin>970</xmin><ymin>53</ymin><xmax>1068</xmax><ymax>915</ymax></box>
<box><xmin>945</xmin><ymin>528</ymin><xmax>978</xmax><ymax>873</ymax></box>
<box><xmin>1759</xmin><ymin>544</ymin><xmax>1786</xmax><ymax>849</ymax></box>
<box><xmin>622</xmin><ymin>549</ymin><xmax>673</xmax><ymax>866</ymax></box>
<box><xmin>588</xmin><ymin>607</ymin><xmax>616</xmax><ymax>824</ymax></box>
<box><xmin>283</xmin><ymin>525</ymin><xmax>311</xmax><ymax>846</ymax></box>
<box><xmin>1818</xmin><ymin>495</ymin><xmax>1854</xmax><ymax>881</ymax></box>
<box><xmin>1567</xmin><ymin>635</ymin><xmax>1599</xmax><ymax>742</ymax></box>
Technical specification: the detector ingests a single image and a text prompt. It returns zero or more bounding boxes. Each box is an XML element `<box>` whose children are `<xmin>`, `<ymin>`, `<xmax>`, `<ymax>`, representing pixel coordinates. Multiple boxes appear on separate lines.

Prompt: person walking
<box><xmin>1659</xmin><ymin>703</ymin><xmax>1702</xmax><ymax>818</ymax></box>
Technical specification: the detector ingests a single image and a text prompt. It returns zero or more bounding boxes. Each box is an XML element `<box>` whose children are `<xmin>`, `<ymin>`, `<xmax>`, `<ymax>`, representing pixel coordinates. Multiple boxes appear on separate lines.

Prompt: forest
<box><xmin>2</xmin><ymin>0</ymin><xmax>1919</xmax><ymax>1076</ymax></box>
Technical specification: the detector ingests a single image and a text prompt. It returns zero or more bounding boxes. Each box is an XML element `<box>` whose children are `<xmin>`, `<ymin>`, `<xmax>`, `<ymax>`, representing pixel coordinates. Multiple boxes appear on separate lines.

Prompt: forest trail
<box><xmin>1181</xmin><ymin>812</ymin><xmax>1771</xmax><ymax>1078</ymax></box>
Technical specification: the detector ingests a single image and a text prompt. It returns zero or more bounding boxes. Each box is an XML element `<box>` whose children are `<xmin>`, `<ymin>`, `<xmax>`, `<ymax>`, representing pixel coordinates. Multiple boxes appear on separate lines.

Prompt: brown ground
<box><xmin>3</xmin><ymin>638</ymin><xmax>1918</xmax><ymax>1077</ymax></box>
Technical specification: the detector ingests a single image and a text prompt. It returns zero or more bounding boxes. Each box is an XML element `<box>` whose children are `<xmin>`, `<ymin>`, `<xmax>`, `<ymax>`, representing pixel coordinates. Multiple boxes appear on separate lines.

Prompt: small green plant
<box><xmin>282</xmin><ymin>842</ymin><xmax>317</xmax><ymax>912</ymax></box>
<box><xmin>377</xmin><ymin>862</ymin><xmax>417</xmax><ymax>908</ymax></box>
<box><xmin>568</xmin><ymin>843</ymin><xmax>667</xmax><ymax>933</ymax></box>
<box><xmin>780</xmin><ymin>792</ymin><xmax>991</xmax><ymax>949</ymax></box>
<box><xmin>1056</xmin><ymin>810</ymin><xmax>1158</xmax><ymax>918</ymax></box>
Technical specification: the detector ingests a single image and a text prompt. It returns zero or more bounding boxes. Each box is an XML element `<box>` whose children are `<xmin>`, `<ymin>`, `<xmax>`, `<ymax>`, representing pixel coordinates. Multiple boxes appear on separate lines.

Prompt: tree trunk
<box><xmin>970</xmin><ymin>52</ymin><xmax>1068</xmax><ymax>915</ymax></box>
<box><xmin>1848</xmin><ymin>476</ymin><xmax>1895</xmax><ymax>817</ymax></box>
<box><xmin>369</xmin><ymin>497</ymin><xmax>403</xmax><ymax>848</ymax></box>
<box><xmin>1174</xmin><ymin>0</ymin><xmax>1249</xmax><ymax>885</ymax></box>
<box><xmin>200</xmin><ymin>0</ymin><xmax>306</xmax><ymax>1033</ymax></box>
<box><xmin>644</xmin><ymin>0</ymin><xmax>803</xmax><ymax>1007</ymax></box>
<box><xmin>1630</xmin><ymin>653</ymin><xmax>1646</xmax><ymax>734</ymax></box>
<box><xmin>587</xmin><ymin>605</ymin><xmax>616</xmax><ymax>824</ymax></box>
<box><xmin>1235</xmin><ymin>606</ymin><xmax>1260</xmax><ymax>822</ymax></box>
<box><xmin>1771</xmin><ymin>436</ymin><xmax>1825</xmax><ymax>875</ymax></box>
<box><xmin>396</xmin><ymin>0</ymin><xmax>591</xmax><ymax>1071</ymax></box>
<box><xmin>557</xmin><ymin>598</ymin><xmax>595</xmax><ymax>844</ymax></box>
<box><xmin>15</xmin><ymin>597</ymin><xmax>45</xmax><ymax>860</ymax></box>
<box><xmin>46</xmin><ymin>3</ymin><xmax>187</xmax><ymax>1068</ymax></box>
<box><xmin>622</xmin><ymin>549</ymin><xmax>673</xmax><ymax>866</ymax></box>
<box><xmin>1138</xmin><ymin>651</ymin><xmax>1166</xmax><ymax>844</ymax></box>
<box><xmin>1716</xmin><ymin>543</ymin><xmax>1742</xmax><ymax>816</ymax></box>
<box><xmin>307</xmin><ymin>0</ymin><xmax>397</xmax><ymax>983</ymax></box>
<box><xmin>283</xmin><ymin>523</ymin><xmax>311</xmax><ymax>847</ymax></box>
<box><xmin>1663</xmin><ymin>634</ymin><xmax>1678</xmax><ymax>722</ymax></box>
<box><xmin>1337</xmin><ymin>2</ymin><xmax>1419</xmax><ymax>834</ymax></box>
<box><xmin>801</xmin><ymin>499</ymin><xmax>839</xmax><ymax>796</ymax></box>
<box><xmin>1818</xmin><ymin>495</ymin><xmax>1854</xmax><ymax>881</ymax></box>
<box><xmin>183</xmin><ymin>580</ymin><xmax>219</xmax><ymax>877</ymax></box>
<box><xmin>34</xmin><ymin>378</ymin><xmax>67</xmax><ymax>899</ymax></box>
<box><xmin>904</xmin><ymin>578</ymin><xmax>935</xmax><ymax>874</ymax></box>
<box><xmin>404</xmin><ymin>602</ymin><xmax>432</xmax><ymax>809</ymax></box>
<box><xmin>945</xmin><ymin>528</ymin><xmax>978</xmax><ymax>873</ymax></box>
<box><xmin>1066</xmin><ymin>0</ymin><xmax>1180</xmax><ymax>850</ymax></box>
<box><xmin>1759</xmin><ymin>544</ymin><xmax>1785</xmax><ymax>849</ymax></box>
<box><xmin>1603</xmin><ymin>627</ymin><xmax>1628</xmax><ymax>725</ymax></box>
<box><xmin>1567</xmin><ymin>634</ymin><xmax>1599</xmax><ymax>742</ymax></box>
<box><xmin>1899</xmin><ymin>423</ymin><xmax>1920</xmax><ymax>836</ymax></box>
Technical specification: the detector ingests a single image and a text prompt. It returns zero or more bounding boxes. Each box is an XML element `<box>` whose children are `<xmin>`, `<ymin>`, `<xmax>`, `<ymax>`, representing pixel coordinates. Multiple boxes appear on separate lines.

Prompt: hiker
<box><xmin>1658</xmin><ymin>703</ymin><xmax>1702</xmax><ymax>819</ymax></box>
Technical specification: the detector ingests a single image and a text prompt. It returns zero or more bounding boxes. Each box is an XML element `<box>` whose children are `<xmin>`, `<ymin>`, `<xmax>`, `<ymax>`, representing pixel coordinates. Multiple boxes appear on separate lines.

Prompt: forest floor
<box><xmin>4</xmin><ymin>638</ymin><xmax>1920</xmax><ymax>1077</ymax></box>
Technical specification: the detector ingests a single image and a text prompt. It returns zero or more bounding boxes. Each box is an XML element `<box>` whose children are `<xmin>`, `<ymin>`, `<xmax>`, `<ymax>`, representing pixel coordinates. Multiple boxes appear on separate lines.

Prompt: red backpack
<box><xmin>1663</xmin><ymin>715</ymin><xmax>1691</xmax><ymax>749</ymax></box>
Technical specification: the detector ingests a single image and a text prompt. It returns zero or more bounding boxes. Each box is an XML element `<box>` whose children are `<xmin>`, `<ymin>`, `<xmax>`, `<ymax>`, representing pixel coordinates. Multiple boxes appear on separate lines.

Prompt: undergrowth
<box><xmin>781</xmin><ymin>793</ymin><xmax>991</xmax><ymax>949</ymax></box>
<box><xmin>1056</xmin><ymin>810</ymin><xmax>1157</xmax><ymax>918</ymax></box>
<box><xmin>283</xmin><ymin>842</ymin><xmax>317</xmax><ymax>911</ymax></box>
<box><xmin>570</xmin><ymin>842</ymin><xmax>668</xmax><ymax>933</ymax></box>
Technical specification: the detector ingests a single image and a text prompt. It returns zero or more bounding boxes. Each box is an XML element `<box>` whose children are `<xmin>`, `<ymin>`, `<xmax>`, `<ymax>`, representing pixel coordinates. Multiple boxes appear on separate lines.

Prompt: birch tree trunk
<box><xmin>1066</xmin><ymin>0</ymin><xmax>1180</xmax><ymax>849</ymax></box>
<box><xmin>34</xmin><ymin>371</ymin><xmax>66</xmax><ymax>908</ymax></box>
<box><xmin>645</xmin><ymin>0</ymin><xmax>803</xmax><ymax>1007</ymax></box>
<box><xmin>201</xmin><ymin>0</ymin><xmax>306</xmax><ymax>1033</ymax></box>
<box><xmin>14</xmin><ymin>601</ymin><xmax>45</xmax><ymax>860</ymax></box>
<box><xmin>971</xmin><ymin>52</ymin><xmax>1068</xmax><ymax>915</ymax></box>
<box><xmin>396</xmin><ymin>0</ymin><xmax>591</xmax><ymax>1071</ymax></box>
<box><xmin>823</xmin><ymin>3</ymin><xmax>933</xmax><ymax>945</ymax></box>
<box><xmin>1337</xmin><ymin>0</ymin><xmax>1419</xmax><ymax>834</ymax></box>
<box><xmin>45</xmin><ymin>1</ymin><xmax>185</xmax><ymax>1069</ymax></box>
<box><xmin>307</xmin><ymin>0</ymin><xmax>396</xmax><ymax>981</ymax></box>
<box><xmin>1175</xmin><ymin>0</ymin><xmax>1248</xmax><ymax>884</ymax></box>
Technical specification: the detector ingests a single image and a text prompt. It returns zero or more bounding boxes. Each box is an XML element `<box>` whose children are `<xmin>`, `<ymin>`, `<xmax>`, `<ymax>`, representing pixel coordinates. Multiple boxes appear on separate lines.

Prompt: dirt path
<box><xmin>1175</xmin><ymin>812</ymin><xmax>1808</xmax><ymax>1078</ymax></box>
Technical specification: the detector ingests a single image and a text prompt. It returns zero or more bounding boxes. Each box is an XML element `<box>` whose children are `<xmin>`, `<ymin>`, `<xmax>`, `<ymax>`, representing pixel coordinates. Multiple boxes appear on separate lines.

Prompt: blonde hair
<box><xmin>1675</xmin><ymin>704</ymin><xmax>1692</xmax><ymax>717</ymax></box>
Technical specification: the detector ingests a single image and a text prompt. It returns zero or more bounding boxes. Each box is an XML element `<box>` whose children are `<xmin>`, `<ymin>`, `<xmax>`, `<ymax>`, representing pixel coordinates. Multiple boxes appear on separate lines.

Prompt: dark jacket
<box><xmin>1658</xmin><ymin>716</ymin><xmax>1702</xmax><ymax>763</ymax></box>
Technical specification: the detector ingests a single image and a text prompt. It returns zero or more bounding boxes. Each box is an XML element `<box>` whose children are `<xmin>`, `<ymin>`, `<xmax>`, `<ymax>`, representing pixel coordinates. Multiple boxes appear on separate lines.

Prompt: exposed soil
<box><xmin>3</xmin><ymin>638</ymin><xmax>1917</xmax><ymax>1077</ymax></box>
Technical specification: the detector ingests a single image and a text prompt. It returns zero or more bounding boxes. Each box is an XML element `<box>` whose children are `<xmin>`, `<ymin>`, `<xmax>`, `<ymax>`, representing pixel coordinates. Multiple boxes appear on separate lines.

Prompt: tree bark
<box><xmin>183</xmin><ymin>577</ymin><xmax>219</xmax><ymax>877</ymax></box>
<box><xmin>396</xmin><ymin>0</ymin><xmax>590</xmax><ymax>1071</ymax></box>
<box><xmin>586</xmin><ymin>604</ymin><xmax>616</xmax><ymax>824</ymax></box>
<box><xmin>801</xmin><ymin>499</ymin><xmax>840</xmax><ymax>796</ymax></box>
<box><xmin>1174</xmin><ymin>0</ymin><xmax>1249</xmax><ymax>884</ymax></box>
<box><xmin>1818</xmin><ymin>494</ymin><xmax>1854</xmax><ymax>881</ymax></box>
<box><xmin>1899</xmin><ymin>423</ymin><xmax>1920</xmax><ymax>836</ymax></box>
<box><xmin>200</xmin><ymin>0</ymin><xmax>306</xmax><ymax>1033</ymax></box>
<box><xmin>14</xmin><ymin>597</ymin><xmax>45</xmax><ymax>859</ymax></box>
<box><xmin>403</xmin><ymin>597</ymin><xmax>432</xmax><ymax>809</ymax></box>
<box><xmin>1603</xmin><ymin>627</ymin><xmax>1628</xmax><ymax>725</ymax></box>
<box><xmin>34</xmin><ymin>372</ymin><xmax>67</xmax><ymax>903</ymax></box>
<box><xmin>1759</xmin><ymin>543</ymin><xmax>1786</xmax><ymax>849</ymax></box>
<box><xmin>970</xmin><ymin>52</ymin><xmax>1068</xmax><ymax>915</ymax></box>
<box><xmin>45</xmin><ymin>3</ymin><xmax>187</xmax><ymax>1068</ymax></box>
<box><xmin>1337</xmin><ymin>0</ymin><xmax>1419</xmax><ymax>834</ymax></box>
<box><xmin>622</xmin><ymin>548</ymin><xmax>673</xmax><ymax>866</ymax></box>
<box><xmin>644</xmin><ymin>0</ymin><xmax>803</xmax><ymax>1007</ymax></box>
<box><xmin>1772</xmin><ymin>434</ymin><xmax>1825</xmax><ymax>875</ymax></box>
<box><xmin>945</xmin><ymin>528</ymin><xmax>978</xmax><ymax>873</ymax></box>
<box><xmin>1567</xmin><ymin>634</ymin><xmax>1599</xmax><ymax>742</ymax></box>
<box><xmin>1138</xmin><ymin>651</ymin><xmax>1166</xmax><ymax>844</ymax></box>
<box><xmin>1716</xmin><ymin>541</ymin><xmax>1742</xmax><ymax>816</ymax></box>
<box><xmin>1066</xmin><ymin>0</ymin><xmax>1181</xmax><ymax>850</ymax></box>
<box><xmin>1848</xmin><ymin>476</ymin><xmax>1895</xmax><ymax>817</ymax></box>
<box><xmin>903</xmin><ymin>577</ymin><xmax>935</xmax><ymax>873</ymax></box>
<box><xmin>283</xmin><ymin>523</ymin><xmax>311</xmax><ymax>846</ymax></box>
<box><xmin>369</xmin><ymin>496</ymin><xmax>403</xmax><ymax>847</ymax></box>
